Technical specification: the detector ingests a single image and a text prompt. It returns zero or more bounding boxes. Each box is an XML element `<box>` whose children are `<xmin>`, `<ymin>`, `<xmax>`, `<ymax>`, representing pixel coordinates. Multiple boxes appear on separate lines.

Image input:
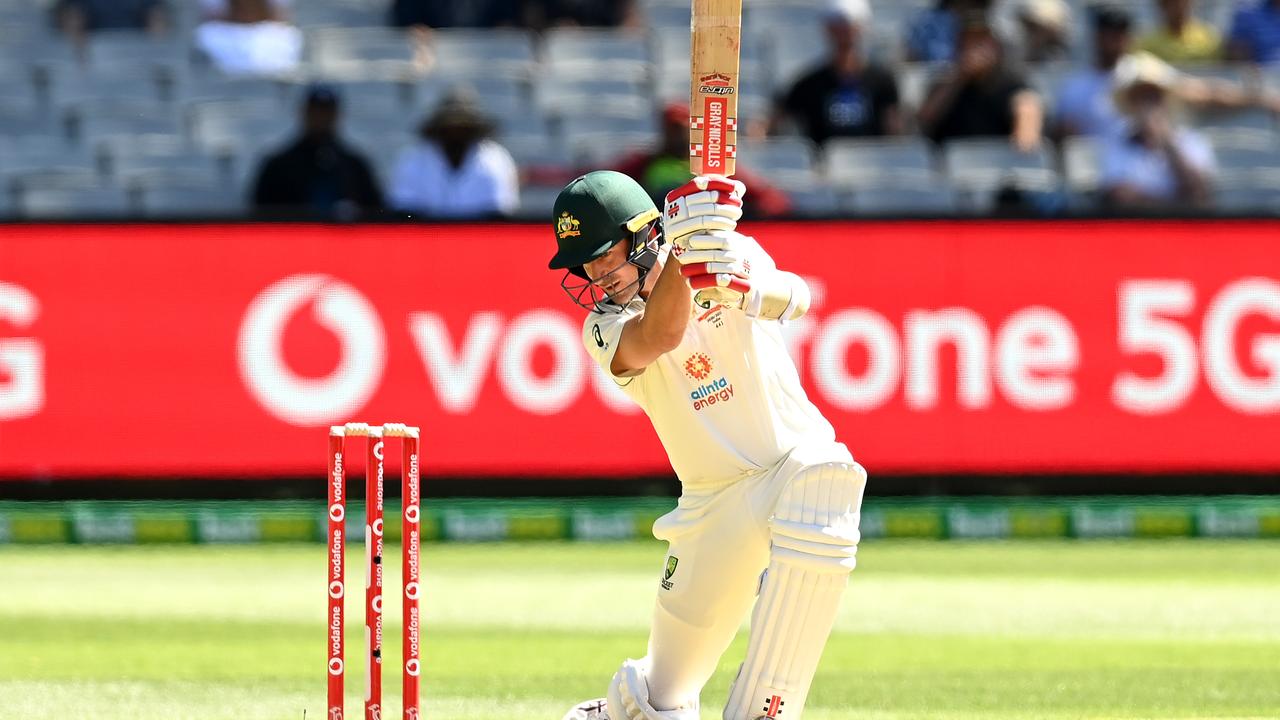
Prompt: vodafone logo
<box><xmin>328</xmin><ymin>657</ymin><xmax>343</xmax><ymax>675</ymax></box>
<box><xmin>237</xmin><ymin>275</ymin><xmax>386</xmax><ymax>426</ymax></box>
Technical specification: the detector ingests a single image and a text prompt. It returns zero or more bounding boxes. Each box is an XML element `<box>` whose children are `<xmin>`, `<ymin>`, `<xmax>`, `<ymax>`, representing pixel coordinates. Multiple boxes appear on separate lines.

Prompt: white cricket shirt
<box><xmin>583</xmin><ymin>238</ymin><xmax>848</xmax><ymax>488</ymax></box>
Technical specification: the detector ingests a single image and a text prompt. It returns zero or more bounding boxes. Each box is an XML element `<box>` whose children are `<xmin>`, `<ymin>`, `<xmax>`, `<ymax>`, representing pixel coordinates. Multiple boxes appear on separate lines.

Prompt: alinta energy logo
<box><xmin>237</xmin><ymin>274</ymin><xmax>386</xmax><ymax>426</ymax></box>
<box><xmin>684</xmin><ymin>352</ymin><xmax>735</xmax><ymax>411</ymax></box>
<box><xmin>684</xmin><ymin>352</ymin><xmax>712</xmax><ymax>381</ymax></box>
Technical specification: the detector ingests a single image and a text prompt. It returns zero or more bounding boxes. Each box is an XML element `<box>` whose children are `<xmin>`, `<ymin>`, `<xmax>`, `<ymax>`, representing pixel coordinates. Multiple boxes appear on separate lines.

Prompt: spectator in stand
<box><xmin>252</xmin><ymin>85</ymin><xmax>384</xmax><ymax>219</ymax></box>
<box><xmin>1057</xmin><ymin>5</ymin><xmax>1280</xmax><ymax>139</ymax></box>
<box><xmin>55</xmin><ymin>0</ymin><xmax>169</xmax><ymax>47</ymax></box>
<box><xmin>389</xmin><ymin>0</ymin><xmax>521</xmax><ymax>28</ymax></box>
<box><xmin>1100</xmin><ymin>52</ymin><xmax>1215</xmax><ymax>209</ymax></box>
<box><xmin>389</xmin><ymin>88</ymin><xmax>519</xmax><ymax>218</ymax></box>
<box><xmin>195</xmin><ymin>0</ymin><xmax>301</xmax><ymax>76</ymax></box>
<box><xmin>1056</xmin><ymin>4</ymin><xmax>1134</xmax><ymax>139</ymax></box>
<box><xmin>905</xmin><ymin>0</ymin><xmax>992</xmax><ymax>63</ymax></box>
<box><xmin>1013</xmin><ymin>0</ymin><xmax>1072</xmax><ymax>64</ymax></box>
<box><xmin>612</xmin><ymin>102</ymin><xmax>791</xmax><ymax>218</ymax></box>
<box><xmin>1226</xmin><ymin>0</ymin><xmax>1280</xmax><ymax>65</ymax></box>
<box><xmin>773</xmin><ymin>0</ymin><xmax>902</xmax><ymax>146</ymax></box>
<box><xmin>1136</xmin><ymin>0</ymin><xmax>1221</xmax><ymax>64</ymax></box>
<box><xmin>525</xmin><ymin>0</ymin><xmax>641</xmax><ymax>30</ymax></box>
<box><xmin>918</xmin><ymin>13</ymin><xmax>1043</xmax><ymax>149</ymax></box>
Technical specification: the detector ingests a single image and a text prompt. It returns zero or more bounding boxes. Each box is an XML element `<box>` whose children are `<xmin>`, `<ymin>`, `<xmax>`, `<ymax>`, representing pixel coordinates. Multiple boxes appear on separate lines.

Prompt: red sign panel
<box><xmin>1</xmin><ymin>221</ymin><xmax>1278</xmax><ymax>478</ymax></box>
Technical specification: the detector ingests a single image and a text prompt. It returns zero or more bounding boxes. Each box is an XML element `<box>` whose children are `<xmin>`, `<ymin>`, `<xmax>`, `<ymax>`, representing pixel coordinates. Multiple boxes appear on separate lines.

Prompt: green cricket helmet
<box><xmin>548</xmin><ymin>170</ymin><xmax>664</xmax><ymax>313</ymax></box>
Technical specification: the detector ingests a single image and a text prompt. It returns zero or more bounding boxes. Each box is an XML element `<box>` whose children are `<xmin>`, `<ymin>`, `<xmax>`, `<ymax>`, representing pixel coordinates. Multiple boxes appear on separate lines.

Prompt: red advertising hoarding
<box><xmin>1</xmin><ymin>221</ymin><xmax>1278</xmax><ymax>478</ymax></box>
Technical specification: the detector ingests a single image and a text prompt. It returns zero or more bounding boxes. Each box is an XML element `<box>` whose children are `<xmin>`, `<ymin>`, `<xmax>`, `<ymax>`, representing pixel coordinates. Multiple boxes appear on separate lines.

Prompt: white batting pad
<box><xmin>723</xmin><ymin>461</ymin><xmax>867</xmax><ymax>720</ymax></box>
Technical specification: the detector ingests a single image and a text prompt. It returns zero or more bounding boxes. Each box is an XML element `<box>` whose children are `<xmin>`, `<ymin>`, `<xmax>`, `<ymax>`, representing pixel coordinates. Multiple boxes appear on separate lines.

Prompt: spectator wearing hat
<box><xmin>1058</xmin><ymin>5</ymin><xmax>1280</xmax><ymax>140</ymax></box>
<box><xmin>195</xmin><ymin>0</ymin><xmax>302</xmax><ymax>76</ymax></box>
<box><xmin>1136</xmin><ymin>0</ymin><xmax>1221</xmax><ymax>64</ymax></box>
<box><xmin>252</xmin><ymin>85</ymin><xmax>385</xmax><ymax>219</ymax></box>
<box><xmin>1226</xmin><ymin>0</ymin><xmax>1280</xmax><ymax>65</ymax></box>
<box><xmin>1013</xmin><ymin>0</ymin><xmax>1072</xmax><ymax>64</ymax></box>
<box><xmin>918</xmin><ymin>13</ymin><xmax>1043</xmax><ymax>150</ymax></box>
<box><xmin>1100</xmin><ymin>52</ymin><xmax>1216</xmax><ymax>209</ymax></box>
<box><xmin>773</xmin><ymin>0</ymin><xmax>902</xmax><ymax>146</ymax></box>
<box><xmin>1056</xmin><ymin>4</ymin><xmax>1134</xmax><ymax>139</ymax></box>
<box><xmin>611</xmin><ymin>103</ymin><xmax>791</xmax><ymax>218</ymax></box>
<box><xmin>905</xmin><ymin>0</ymin><xmax>993</xmax><ymax>63</ymax></box>
<box><xmin>389</xmin><ymin>89</ymin><xmax>519</xmax><ymax>218</ymax></box>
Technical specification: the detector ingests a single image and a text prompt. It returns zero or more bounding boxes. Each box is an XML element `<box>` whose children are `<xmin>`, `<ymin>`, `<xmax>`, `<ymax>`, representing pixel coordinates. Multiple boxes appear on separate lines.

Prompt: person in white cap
<box><xmin>1100</xmin><ymin>51</ymin><xmax>1216</xmax><ymax>208</ymax></box>
<box><xmin>773</xmin><ymin>0</ymin><xmax>903</xmax><ymax>144</ymax></box>
<box><xmin>1014</xmin><ymin>0</ymin><xmax>1071</xmax><ymax>63</ymax></box>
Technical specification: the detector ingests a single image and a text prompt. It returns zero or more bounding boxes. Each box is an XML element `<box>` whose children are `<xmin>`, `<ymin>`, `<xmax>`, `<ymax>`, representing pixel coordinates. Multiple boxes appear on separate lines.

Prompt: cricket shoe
<box><xmin>561</xmin><ymin>698</ymin><xmax>610</xmax><ymax>720</ymax></box>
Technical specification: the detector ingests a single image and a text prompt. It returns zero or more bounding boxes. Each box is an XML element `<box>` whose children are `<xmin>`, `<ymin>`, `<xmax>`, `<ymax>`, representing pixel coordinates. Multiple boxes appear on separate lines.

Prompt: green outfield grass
<box><xmin>1</xmin><ymin>539</ymin><xmax>1278</xmax><ymax>719</ymax></box>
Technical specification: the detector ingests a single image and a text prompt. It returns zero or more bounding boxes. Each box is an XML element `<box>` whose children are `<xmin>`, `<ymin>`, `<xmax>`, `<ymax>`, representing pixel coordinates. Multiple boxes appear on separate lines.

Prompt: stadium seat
<box><xmin>825</xmin><ymin>137</ymin><xmax>937</xmax><ymax>189</ymax></box>
<box><xmin>306</xmin><ymin>27</ymin><xmax>419</xmax><ymax>74</ymax></box>
<box><xmin>100</xmin><ymin>139</ymin><xmax>233</xmax><ymax>185</ymax></box>
<box><xmin>85</xmin><ymin>31</ymin><xmax>191</xmax><ymax>66</ymax></box>
<box><xmin>768</xmin><ymin>24</ymin><xmax>830</xmax><ymax>89</ymax></box>
<box><xmin>66</xmin><ymin>99</ymin><xmax>183</xmax><ymax>142</ymax></box>
<box><xmin>565</xmin><ymin>130</ymin><xmax>659</xmax><ymax>166</ymax></box>
<box><xmin>424</xmin><ymin>29</ymin><xmax>537</xmax><ymax>77</ymax></box>
<box><xmin>1209</xmin><ymin>130</ymin><xmax>1280</xmax><ymax>173</ymax></box>
<box><xmin>544</xmin><ymin>29</ymin><xmax>650</xmax><ymax>78</ymax></box>
<box><xmin>44</xmin><ymin>62</ymin><xmax>170</xmax><ymax>105</ymax></box>
<box><xmin>181</xmin><ymin>74</ymin><xmax>289</xmax><ymax>107</ymax></box>
<box><xmin>1216</xmin><ymin>180</ymin><xmax>1280</xmax><ymax>215</ymax></box>
<box><xmin>286</xmin><ymin>78</ymin><xmax>415</xmax><ymax>110</ymax></box>
<box><xmin>943</xmin><ymin>137</ymin><xmax>1058</xmax><ymax>192</ymax></box>
<box><xmin>293</xmin><ymin>0</ymin><xmax>384</xmax><ymax>29</ymax></box>
<box><xmin>419</xmin><ymin>74</ymin><xmax>531</xmax><ymax>122</ymax></box>
<box><xmin>17</xmin><ymin>186</ymin><xmax>138</xmax><ymax>218</ymax></box>
<box><xmin>645</xmin><ymin>2</ymin><xmax>691</xmax><ymax>29</ymax></box>
<box><xmin>897</xmin><ymin>62</ymin><xmax>946</xmax><ymax>113</ymax></box>
<box><xmin>0</xmin><ymin>102</ymin><xmax>55</xmax><ymax>137</ymax></box>
<box><xmin>516</xmin><ymin>184</ymin><xmax>564</xmax><ymax>220</ymax></box>
<box><xmin>139</xmin><ymin>185</ymin><xmax>245</xmax><ymax>218</ymax></box>
<box><xmin>537</xmin><ymin>75</ymin><xmax>652</xmax><ymax>113</ymax></box>
<box><xmin>735</xmin><ymin>137</ymin><xmax>819</xmax><ymax>189</ymax></box>
<box><xmin>188</xmin><ymin>99</ymin><xmax>290</xmax><ymax>153</ymax></box>
<box><xmin>845</xmin><ymin>183</ymin><xmax>958</xmax><ymax>215</ymax></box>
<box><xmin>1061</xmin><ymin>135</ymin><xmax>1101</xmax><ymax>191</ymax></box>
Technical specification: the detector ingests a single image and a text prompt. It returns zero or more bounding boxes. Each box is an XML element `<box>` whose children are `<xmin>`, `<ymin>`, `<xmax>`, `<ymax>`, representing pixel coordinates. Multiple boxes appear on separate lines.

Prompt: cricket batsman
<box><xmin>550</xmin><ymin>170</ymin><xmax>867</xmax><ymax>720</ymax></box>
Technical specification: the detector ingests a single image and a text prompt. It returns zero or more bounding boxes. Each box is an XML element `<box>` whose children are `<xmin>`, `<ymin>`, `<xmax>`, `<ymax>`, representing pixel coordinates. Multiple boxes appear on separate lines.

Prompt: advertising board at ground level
<box><xmin>1</xmin><ymin>221</ymin><xmax>1278</xmax><ymax>478</ymax></box>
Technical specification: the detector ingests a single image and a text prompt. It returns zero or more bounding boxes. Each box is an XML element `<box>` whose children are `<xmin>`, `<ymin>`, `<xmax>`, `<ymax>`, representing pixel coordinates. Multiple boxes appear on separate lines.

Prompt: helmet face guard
<box><xmin>559</xmin><ymin>215</ymin><xmax>664</xmax><ymax>313</ymax></box>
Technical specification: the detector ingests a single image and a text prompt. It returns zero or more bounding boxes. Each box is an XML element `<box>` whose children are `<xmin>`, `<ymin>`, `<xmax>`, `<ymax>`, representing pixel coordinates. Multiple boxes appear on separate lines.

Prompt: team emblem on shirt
<box><xmin>556</xmin><ymin>211</ymin><xmax>581</xmax><ymax>239</ymax></box>
<box><xmin>661</xmin><ymin>555</ymin><xmax>679</xmax><ymax>590</ymax></box>
<box><xmin>684</xmin><ymin>353</ymin><xmax>713</xmax><ymax>380</ymax></box>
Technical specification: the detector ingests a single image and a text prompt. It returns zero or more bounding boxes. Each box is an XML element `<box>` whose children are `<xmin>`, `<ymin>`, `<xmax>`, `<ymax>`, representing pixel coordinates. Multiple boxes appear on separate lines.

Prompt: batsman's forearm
<box><xmin>639</xmin><ymin>259</ymin><xmax>693</xmax><ymax>350</ymax></box>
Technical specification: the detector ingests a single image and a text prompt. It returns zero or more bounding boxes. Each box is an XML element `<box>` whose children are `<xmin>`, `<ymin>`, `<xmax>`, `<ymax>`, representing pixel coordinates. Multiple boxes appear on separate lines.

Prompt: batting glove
<box><xmin>672</xmin><ymin>230</ymin><xmax>757</xmax><ymax>311</ymax></box>
<box><xmin>663</xmin><ymin>175</ymin><xmax>746</xmax><ymax>242</ymax></box>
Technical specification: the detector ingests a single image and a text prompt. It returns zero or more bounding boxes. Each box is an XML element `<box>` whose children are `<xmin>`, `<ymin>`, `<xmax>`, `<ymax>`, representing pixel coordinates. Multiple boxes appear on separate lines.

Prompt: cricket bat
<box><xmin>690</xmin><ymin>0</ymin><xmax>742</xmax><ymax>177</ymax></box>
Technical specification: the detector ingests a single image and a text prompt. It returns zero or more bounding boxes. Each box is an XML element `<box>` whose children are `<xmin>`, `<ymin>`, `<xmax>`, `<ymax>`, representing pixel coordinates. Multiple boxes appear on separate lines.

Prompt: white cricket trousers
<box><xmin>643</xmin><ymin>441</ymin><xmax>857</xmax><ymax>713</ymax></box>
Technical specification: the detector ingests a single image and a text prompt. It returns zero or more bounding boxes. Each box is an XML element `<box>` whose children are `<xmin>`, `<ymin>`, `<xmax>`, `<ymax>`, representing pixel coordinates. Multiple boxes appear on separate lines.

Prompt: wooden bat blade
<box><xmin>690</xmin><ymin>0</ymin><xmax>742</xmax><ymax>177</ymax></box>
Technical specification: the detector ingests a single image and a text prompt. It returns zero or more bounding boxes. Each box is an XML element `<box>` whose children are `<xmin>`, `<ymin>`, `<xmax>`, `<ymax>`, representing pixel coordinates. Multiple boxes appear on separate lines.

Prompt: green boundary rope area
<box><xmin>0</xmin><ymin>497</ymin><xmax>1277</xmax><ymax>544</ymax></box>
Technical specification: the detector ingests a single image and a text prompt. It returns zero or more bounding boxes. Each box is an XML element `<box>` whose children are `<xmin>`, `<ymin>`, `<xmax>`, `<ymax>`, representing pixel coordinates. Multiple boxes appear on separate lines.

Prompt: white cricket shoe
<box><xmin>561</xmin><ymin>698</ymin><xmax>610</xmax><ymax>720</ymax></box>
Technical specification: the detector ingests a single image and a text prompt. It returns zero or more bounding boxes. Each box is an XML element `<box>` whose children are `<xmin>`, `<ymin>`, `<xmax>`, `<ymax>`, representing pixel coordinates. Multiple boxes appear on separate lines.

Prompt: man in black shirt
<box><xmin>251</xmin><ymin>85</ymin><xmax>384</xmax><ymax>220</ymax></box>
<box><xmin>773</xmin><ymin>0</ymin><xmax>902</xmax><ymax>145</ymax></box>
<box><xmin>917</xmin><ymin>13</ymin><xmax>1043</xmax><ymax>148</ymax></box>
